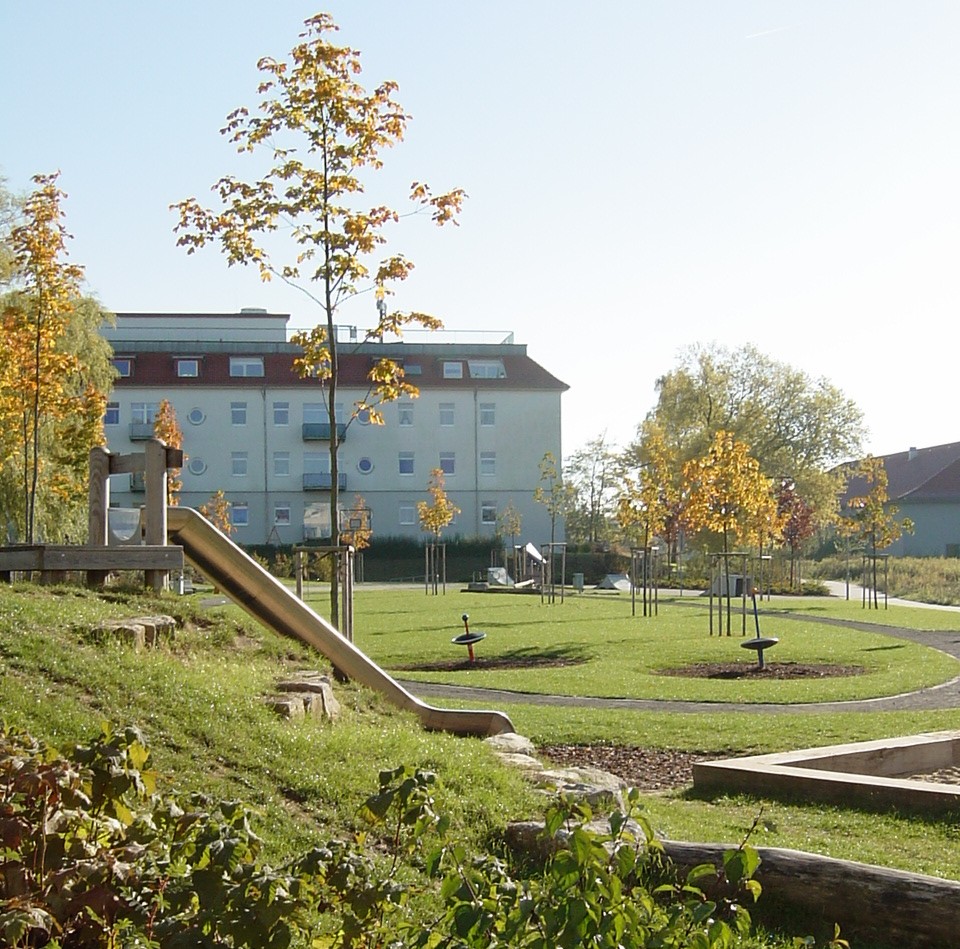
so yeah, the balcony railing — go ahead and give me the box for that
[301,422,347,441]
[302,472,347,491]
[129,422,155,441]
[129,471,146,492]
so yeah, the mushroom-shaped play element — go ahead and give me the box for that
[452,612,486,662]
[741,588,778,669]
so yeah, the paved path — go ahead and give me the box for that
[399,585,960,715]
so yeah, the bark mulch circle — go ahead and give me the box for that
[660,661,864,680]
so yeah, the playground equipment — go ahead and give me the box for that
[452,612,485,662]
[165,507,513,736]
[740,588,779,669]
[0,441,184,589]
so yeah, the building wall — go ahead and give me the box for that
[884,502,960,557]
[103,319,565,548]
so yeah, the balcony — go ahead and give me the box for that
[130,471,145,493]
[129,422,155,441]
[303,472,347,491]
[302,422,347,441]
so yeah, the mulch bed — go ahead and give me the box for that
[661,662,864,679]
[539,744,724,791]
[394,656,586,672]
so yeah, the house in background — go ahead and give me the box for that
[101,311,568,546]
[840,442,960,557]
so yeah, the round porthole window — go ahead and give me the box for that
[188,457,207,476]
[357,457,374,474]
[187,407,205,425]
[357,407,371,425]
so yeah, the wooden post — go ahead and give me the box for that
[143,439,169,592]
[87,447,112,588]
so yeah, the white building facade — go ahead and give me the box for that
[102,312,568,546]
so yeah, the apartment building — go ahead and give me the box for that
[102,311,568,546]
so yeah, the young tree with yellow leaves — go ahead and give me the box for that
[153,399,184,505]
[0,173,112,543]
[199,489,235,536]
[837,456,913,607]
[418,469,460,541]
[682,431,775,633]
[173,13,463,628]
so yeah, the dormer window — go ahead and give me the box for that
[442,361,463,379]
[468,359,505,379]
[112,357,133,377]
[177,358,199,378]
[229,356,264,377]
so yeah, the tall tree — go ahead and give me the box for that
[564,433,617,546]
[173,13,463,629]
[636,343,863,527]
[0,173,111,543]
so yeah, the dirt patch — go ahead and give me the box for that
[660,661,863,680]
[395,655,587,673]
[540,744,723,791]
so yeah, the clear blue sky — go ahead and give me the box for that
[4,1,959,461]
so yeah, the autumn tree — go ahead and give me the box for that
[199,489,235,535]
[837,456,914,607]
[778,478,816,590]
[533,451,576,547]
[637,343,863,528]
[682,431,775,633]
[153,399,184,505]
[417,468,460,541]
[496,500,522,549]
[173,13,463,629]
[340,494,372,551]
[0,173,112,543]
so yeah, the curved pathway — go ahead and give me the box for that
[398,586,960,715]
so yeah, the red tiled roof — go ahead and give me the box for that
[112,350,568,391]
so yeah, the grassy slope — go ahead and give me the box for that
[5,581,960,884]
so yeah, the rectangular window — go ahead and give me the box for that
[231,502,249,527]
[439,452,455,476]
[177,358,199,378]
[303,402,325,424]
[442,360,463,379]
[399,452,415,476]
[273,401,289,425]
[112,357,132,377]
[105,402,120,425]
[481,503,497,525]
[231,401,247,425]
[399,503,415,526]
[439,402,455,427]
[405,363,422,376]
[398,402,414,426]
[274,504,291,526]
[231,452,248,477]
[480,451,496,476]
[131,402,159,424]
[303,450,329,475]
[273,451,290,477]
[468,359,505,379]
[229,356,264,377]
[480,402,496,426]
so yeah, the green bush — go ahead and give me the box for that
[0,724,846,948]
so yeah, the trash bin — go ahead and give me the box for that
[573,572,584,593]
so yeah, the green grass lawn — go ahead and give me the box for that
[320,587,960,704]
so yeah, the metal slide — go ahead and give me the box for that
[166,507,514,737]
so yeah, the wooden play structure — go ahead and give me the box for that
[0,441,184,590]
